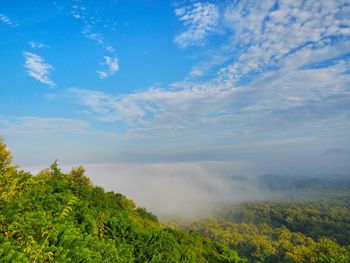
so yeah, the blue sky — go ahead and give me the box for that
[1,0,350,175]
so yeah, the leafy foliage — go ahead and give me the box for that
[221,201,350,246]
[191,219,350,263]
[1,138,349,262]
[187,175,350,262]
[0,140,246,262]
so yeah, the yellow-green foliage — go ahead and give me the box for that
[2,138,349,263]
[0,140,246,262]
[191,219,350,263]
[222,201,350,246]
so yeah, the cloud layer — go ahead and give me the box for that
[64,0,350,142]
[219,0,350,82]
[0,116,88,135]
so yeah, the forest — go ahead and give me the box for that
[187,174,350,262]
[0,140,245,262]
[1,139,350,262]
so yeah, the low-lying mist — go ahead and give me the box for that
[82,161,266,219]
[25,157,349,220]
[81,160,347,219]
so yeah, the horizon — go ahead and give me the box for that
[1,1,350,215]
[2,2,350,260]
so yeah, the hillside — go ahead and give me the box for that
[1,139,350,262]
[0,141,245,262]
[187,176,350,263]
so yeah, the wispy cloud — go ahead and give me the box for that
[97,56,119,79]
[0,116,88,135]
[69,83,235,127]
[48,0,350,151]
[0,14,16,26]
[23,52,56,87]
[67,2,120,79]
[0,116,119,141]
[219,0,350,83]
[68,54,350,138]
[82,26,104,45]
[174,2,219,48]
[29,41,50,49]
[69,2,116,53]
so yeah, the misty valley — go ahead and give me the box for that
[1,141,350,262]
[1,0,350,262]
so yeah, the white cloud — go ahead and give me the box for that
[54,0,350,144]
[174,2,219,48]
[68,2,120,78]
[70,3,116,53]
[106,46,115,52]
[69,52,350,138]
[97,56,119,79]
[69,82,236,129]
[219,0,350,82]
[0,116,89,135]
[82,25,104,45]
[240,60,350,114]
[188,52,230,78]
[29,41,50,49]
[23,52,56,87]
[71,10,82,19]
[0,14,16,26]
[0,116,121,141]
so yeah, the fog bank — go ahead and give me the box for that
[81,161,264,218]
[24,154,350,219]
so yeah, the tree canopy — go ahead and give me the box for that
[1,139,349,262]
[0,140,245,262]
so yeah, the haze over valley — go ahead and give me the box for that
[1,0,350,262]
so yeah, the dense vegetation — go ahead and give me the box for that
[256,174,350,204]
[0,140,245,262]
[192,219,350,263]
[191,215,350,263]
[1,138,350,262]
[221,201,350,246]
[189,176,350,263]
